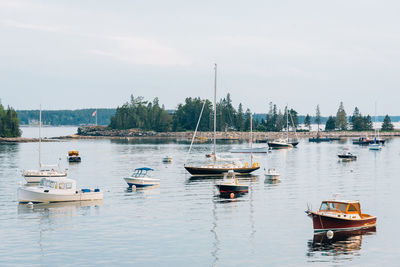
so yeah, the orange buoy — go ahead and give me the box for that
[230,193,235,198]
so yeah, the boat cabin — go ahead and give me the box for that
[68,151,80,156]
[318,200,363,219]
[131,167,154,177]
[39,178,77,190]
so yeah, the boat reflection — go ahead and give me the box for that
[264,179,281,186]
[307,227,376,259]
[17,199,103,217]
[187,174,258,184]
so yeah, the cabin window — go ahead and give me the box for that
[348,204,357,212]
[338,203,347,212]
[66,183,72,189]
[320,202,328,210]
[327,202,338,210]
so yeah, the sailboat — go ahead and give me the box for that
[184,64,260,176]
[267,106,298,149]
[23,106,67,183]
[369,103,382,151]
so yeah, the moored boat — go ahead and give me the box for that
[306,199,376,232]
[18,177,103,203]
[215,170,249,197]
[124,167,160,188]
[68,150,81,162]
[264,168,280,180]
[267,139,293,149]
[338,151,357,160]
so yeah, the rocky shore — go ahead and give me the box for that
[0,137,57,143]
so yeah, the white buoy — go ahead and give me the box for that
[27,202,33,208]
[327,230,334,239]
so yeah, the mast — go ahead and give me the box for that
[286,105,289,142]
[39,105,42,168]
[250,113,253,165]
[213,63,217,164]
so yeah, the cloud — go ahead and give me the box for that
[3,19,67,33]
[89,35,191,66]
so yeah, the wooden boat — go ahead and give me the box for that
[338,151,357,160]
[18,177,103,203]
[68,150,81,162]
[124,167,160,188]
[215,171,249,197]
[184,64,259,176]
[306,199,376,232]
[264,168,280,180]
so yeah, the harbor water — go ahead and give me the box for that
[1,127,399,266]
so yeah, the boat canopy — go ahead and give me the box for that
[135,167,154,171]
[68,151,79,156]
[319,200,361,215]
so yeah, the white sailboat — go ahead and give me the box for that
[184,64,260,176]
[369,103,382,151]
[23,106,67,183]
[268,106,298,149]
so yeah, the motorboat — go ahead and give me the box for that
[215,170,249,197]
[306,199,376,232]
[353,136,385,145]
[267,139,293,149]
[124,167,160,188]
[184,64,260,176]
[68,150,81,162]
[338,151,357,160]
[23,105,67,183]
[264,168,280,180]
[162,156,173,163]
[369,143,382,150]
[18,177,103,203]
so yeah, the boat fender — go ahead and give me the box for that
[245,162,248,167]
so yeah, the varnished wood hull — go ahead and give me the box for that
[308,212,377,232]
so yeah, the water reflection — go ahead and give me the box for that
[18,200,103,217]
[307,227,376,261]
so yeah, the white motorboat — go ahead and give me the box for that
[369,143,382,150]
[264,168,280,180]
[162,156,173,163]
[18,177,103,203]
[124,167,160,188]
[23,106,67,183]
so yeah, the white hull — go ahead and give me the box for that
[124,177,160,187]
[18,187,103,203]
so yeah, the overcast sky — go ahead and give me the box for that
[1,0,400,116]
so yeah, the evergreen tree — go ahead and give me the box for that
[315,105,321,131]
[335,102,347,130]
[381,115,394,131]
[236,103,245,131]
[0,103,21,137]
[325,116,336,131]
[304,114,311,130]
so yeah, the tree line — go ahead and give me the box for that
[0,103,21,137]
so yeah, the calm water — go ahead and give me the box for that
[1,128,400,266]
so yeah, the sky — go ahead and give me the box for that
[1,0,400,116]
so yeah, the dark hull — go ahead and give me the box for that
[184,166,260,176]
[267,143,293,149]
[290,141,299,147]
[215,184,249,194]
[308,212,376,232]
[353,139,385,145]
[338,155,357,160]
[68,156,81,162]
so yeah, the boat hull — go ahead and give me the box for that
[308,212,377,232]
[215,184,249,194]
[68,156,81,162]
[18,187,103,203]
[267,142,293,149]
[184,166,260,176]
[338,155,357,160]
[124,177,160,187]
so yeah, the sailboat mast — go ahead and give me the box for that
[213,63,217,164]
[250,113,253,165]
[286,105,289,142]
[39,105,42,168]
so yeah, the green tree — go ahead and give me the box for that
[0,104,21,137]
[335,102,347,130]
[315,105,321,131]
[304,114,311,130]
[325,116,336,131]
[236,103,245,131]
[381,115,394,131]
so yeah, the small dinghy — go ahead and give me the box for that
[215,170,249,197]
[68,150,81,162]
[162,156,173,163]
[18,177,103,204]
[124,167,160,188]
[306,198,377,232]
[264,168,280,180]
